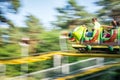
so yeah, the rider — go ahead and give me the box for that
[92,18,101,30]
[86,18,101,37]
[111,19,119,28]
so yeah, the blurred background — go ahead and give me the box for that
[0,0,120,80]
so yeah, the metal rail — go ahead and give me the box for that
[0,51,120,64]
[6,58,120,80]
[56,62,120,80]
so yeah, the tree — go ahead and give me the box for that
[52,0,93,29]
[25,15,44,41]
[36,30,60,53]
[0,0,20,27]
[25,15,44,53]
[95,0,120,18]
[25,15,44,33]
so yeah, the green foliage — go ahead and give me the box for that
[6,64,21,76]
[25,15,43,33]
[25,15,44,41]
[0,44,21,57]
[95,0,120,17]
[28,60,53,73]
[36,30,60,52]
[52,0,93,29]
[5,60,53,77]
[11,0,21,11]
[68,56,88,63]
[10,27,28,41]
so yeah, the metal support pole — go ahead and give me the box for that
[53,55,62,73]
[19,38,30,79]
[0,64,6,79]
[96,58,104,66]
[59,32,70,74]
[61,56,70,74]
[59,32,69,51]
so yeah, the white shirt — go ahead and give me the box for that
[94,21,101,29]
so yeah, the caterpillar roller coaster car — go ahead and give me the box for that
[69,25,120,53]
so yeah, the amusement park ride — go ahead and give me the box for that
[68,25,120,53]
[67,9,120,53]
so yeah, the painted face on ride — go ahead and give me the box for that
[68,32,73,38]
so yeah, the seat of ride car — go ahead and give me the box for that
[101,25,114,41]
[84,28,100,41]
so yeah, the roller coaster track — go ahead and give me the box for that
[7,59,120,80]
[0,51,120,64]
[56,62,120,80]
